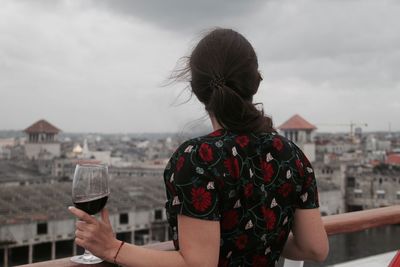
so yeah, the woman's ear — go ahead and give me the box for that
[252,71,262,95]
[258,71,263,82]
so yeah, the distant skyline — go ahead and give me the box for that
[1,0,399,133]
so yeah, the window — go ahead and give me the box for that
[119,213,129,224]
[354,189,363,198]
[347,177,355,187]
[37,222,48,235]
[155,209,163,220]
[376,190,385,199]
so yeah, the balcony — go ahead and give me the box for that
[15,205,400,267]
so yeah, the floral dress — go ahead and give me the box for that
[163,128,319,267]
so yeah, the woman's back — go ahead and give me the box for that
[164,128,319,266]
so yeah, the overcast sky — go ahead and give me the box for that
[1,0,399,133]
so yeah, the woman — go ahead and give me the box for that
[69,28,329,266]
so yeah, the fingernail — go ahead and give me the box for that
[68,206,74,210]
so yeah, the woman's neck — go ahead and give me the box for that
[210,116,223,131]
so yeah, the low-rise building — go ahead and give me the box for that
[345,164,400,211]
[277,114,317,162]
[0,175,168,266]
[24,120,61,160]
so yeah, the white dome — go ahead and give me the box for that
[73,144,83,154]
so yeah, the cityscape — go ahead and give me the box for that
[1,1,400,266]
[0,115,399,266]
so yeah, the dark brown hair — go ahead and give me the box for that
[174,28,276,133]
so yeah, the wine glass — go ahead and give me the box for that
[71,163,110,264]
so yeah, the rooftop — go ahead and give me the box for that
[0,161,45,183]
[387,153,400,165]
[278,114,317,130]
[24,119,60,134]
[0,175,166,225]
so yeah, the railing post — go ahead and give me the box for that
[282,259,304,267]
[28,244,33,263]
[51,241,55,259]
[4,247,8,267]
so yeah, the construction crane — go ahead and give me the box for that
[315,121,368,139]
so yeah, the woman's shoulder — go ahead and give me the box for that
[172,128,228,153]
[170,128,304,165]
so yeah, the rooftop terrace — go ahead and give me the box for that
[15,205,400,267]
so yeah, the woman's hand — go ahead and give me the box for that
[68,206,121,262]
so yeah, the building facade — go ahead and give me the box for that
[24,120,61,160]
[277,114,317,162]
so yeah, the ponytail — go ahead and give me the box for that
[206,80,274,133]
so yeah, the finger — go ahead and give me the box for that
[75,237,85,248]
[101,208,111,226]
[75,220,89,231]
[68,206,96,224]
[75,229,85,239]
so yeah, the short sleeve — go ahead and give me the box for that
[164,141,221,221]
[292,144,319,209]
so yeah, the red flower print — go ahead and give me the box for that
[278,183,293,197]
[261,207,276,230]
[221,210,238,230]
[235,135,249,148]
[209,129,223,137]
[244,183,254,198]
[304,176,313,188]
[273,137,283,151]
[191,187,212,212]
[235,234,248,250]
[176,156,185,172]
[295,159,304,177]
[224,157,240,178]
[252,255,268,267]
[260,160,274,183]
[199,143,213,162]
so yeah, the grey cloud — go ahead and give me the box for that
[90,0,267,31]
[243,0,400,90]
[1,0,399,133]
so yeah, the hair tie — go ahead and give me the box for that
[209,76,225,90]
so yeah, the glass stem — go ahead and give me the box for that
[82,249,94,259]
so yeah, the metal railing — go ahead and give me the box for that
[17,205,400,267]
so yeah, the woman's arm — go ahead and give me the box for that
[69,207,220,267]
[281,208,329,262]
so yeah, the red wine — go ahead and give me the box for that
[74,196,108,215]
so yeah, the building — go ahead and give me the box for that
[278,114,317,162]
[318,180,344,216]
[345,164,400,211]
[24,120,61,160]
[0,175,168,266]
